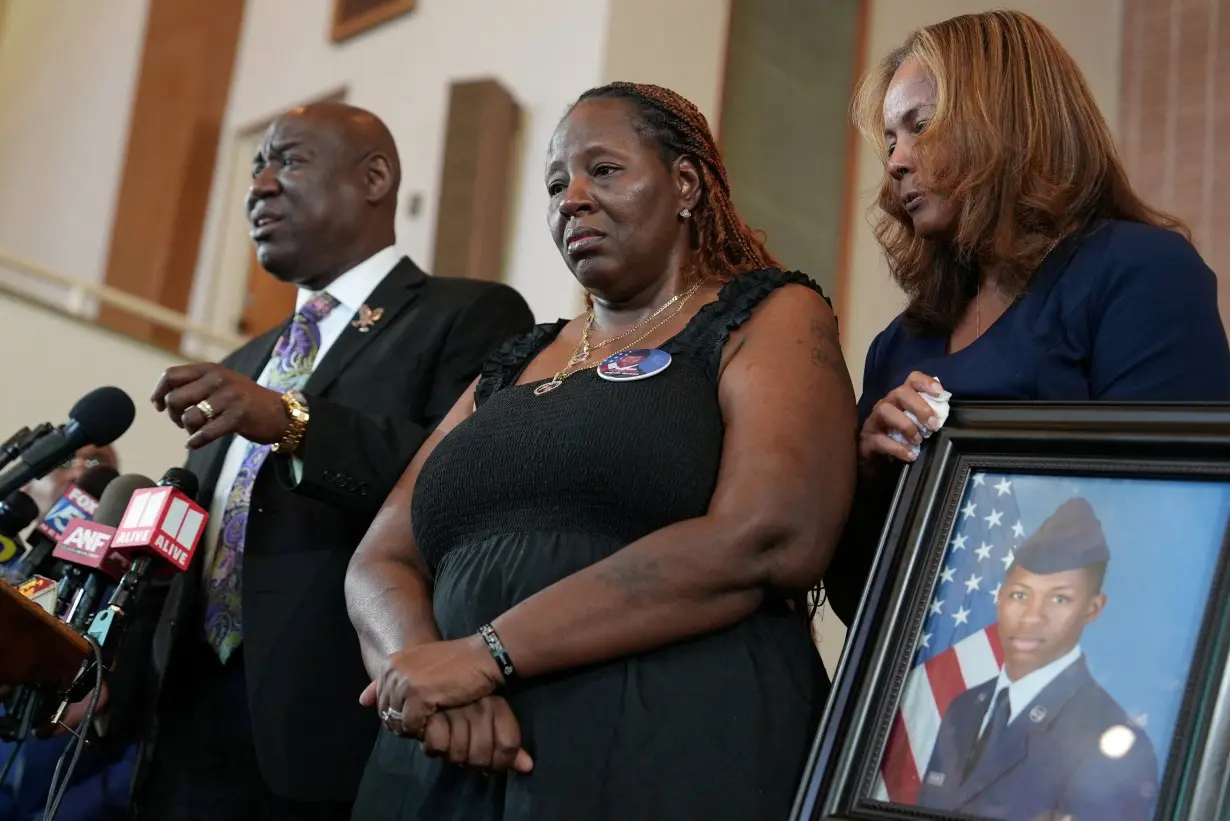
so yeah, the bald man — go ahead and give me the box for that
[127,103,534,820]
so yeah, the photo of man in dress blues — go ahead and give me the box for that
[916,497,1156,820]
[874,472,1230,821]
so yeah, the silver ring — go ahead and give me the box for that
[380,707,404,723]
[195,400,216,421]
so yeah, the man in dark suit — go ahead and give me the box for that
[125,102,533,820]
[916,498,1158,821]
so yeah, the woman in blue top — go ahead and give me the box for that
[825,10,1230,624]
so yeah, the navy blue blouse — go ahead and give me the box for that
[857,220,1230,422]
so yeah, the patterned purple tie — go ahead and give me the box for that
[204,293,339,662]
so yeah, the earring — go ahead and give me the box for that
[679,208,691,219]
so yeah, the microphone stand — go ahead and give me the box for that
[52,555,153,717]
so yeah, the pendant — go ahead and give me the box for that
[597,349,672,382]
[533,380,561,396]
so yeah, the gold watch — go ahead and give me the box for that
[271,391,309,455]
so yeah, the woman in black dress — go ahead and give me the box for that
[344,82,858,820]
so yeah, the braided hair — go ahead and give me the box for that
[571,82,777,281]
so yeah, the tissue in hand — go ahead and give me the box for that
[888,389,952,457]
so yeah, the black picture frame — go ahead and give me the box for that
[792,402,1230,821]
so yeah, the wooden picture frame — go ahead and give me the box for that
[331,0,415,44]
[792,402,1230,821]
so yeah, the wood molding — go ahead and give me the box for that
[833,0,870,328]
[431,79,521,282]
[331,0,416,44]
[99,0,246,350]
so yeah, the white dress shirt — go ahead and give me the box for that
[199,246,401,588]
[978,644,1083,736]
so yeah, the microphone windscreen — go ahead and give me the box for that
[68,387,136,446]
[73,464,120,501]
[0,490,38,533]
[158,467,200,501]
[93,473,155,528]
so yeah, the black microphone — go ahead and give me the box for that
[54,474,154,625]
[13,464,119,584]
[0,387,135,500]
[0,491,39,575]
[0,423,57,473]
[158,467,199,498]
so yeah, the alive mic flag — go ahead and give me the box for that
[111,488,206,571]
[111,469,206,572]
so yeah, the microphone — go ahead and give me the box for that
[14,464,119,584]
[0,387,135,500]
[0,490,39,569]
[0,423,54,472]
[52,468,207,715]
[109,467,205,573]
[52,474,154,626]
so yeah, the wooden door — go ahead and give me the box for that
[238,246,297,337]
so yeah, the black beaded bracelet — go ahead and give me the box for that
[478,623,517,683]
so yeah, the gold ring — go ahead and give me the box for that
[195,400,216,421]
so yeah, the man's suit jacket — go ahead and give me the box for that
[121,258,534,808]
[916,656,1159,821]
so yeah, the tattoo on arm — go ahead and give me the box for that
[594,556,662,604]
[810,318,845,372]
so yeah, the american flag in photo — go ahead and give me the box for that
[874,472,1027,804]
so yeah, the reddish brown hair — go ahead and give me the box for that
[852,10,1185,333]
[573,82,777,280]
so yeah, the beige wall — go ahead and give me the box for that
[600,0,731,127]
[0,0,149,303]
[0,294,187,481]
[839,0,1124,390]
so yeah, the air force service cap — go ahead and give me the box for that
[1015,497,1110,574]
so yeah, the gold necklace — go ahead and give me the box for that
[587,288,691,354]
[533,279,706,396]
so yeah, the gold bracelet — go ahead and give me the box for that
[271,391,309,454]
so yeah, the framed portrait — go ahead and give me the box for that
[331,0,415,44]
[793,403,1230,821]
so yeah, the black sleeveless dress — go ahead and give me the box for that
[352,269,832,821]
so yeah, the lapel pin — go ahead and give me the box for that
[351,304,384,333]
[1029,706,1047,723]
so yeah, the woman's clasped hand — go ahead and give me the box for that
[361,638,534,774]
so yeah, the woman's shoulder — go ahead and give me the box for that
[475,318,569,402]
[1075,220,1208,278]
[1061,220,1215,306]
[671,267,833,380]
[715,267,832,311]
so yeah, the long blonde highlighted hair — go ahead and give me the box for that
[852,9,1184,333]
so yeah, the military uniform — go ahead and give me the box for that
[916,498,1159,820]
